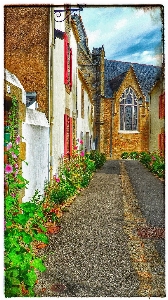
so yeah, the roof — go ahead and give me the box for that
[105,60,162,98]
[71,14,91,56]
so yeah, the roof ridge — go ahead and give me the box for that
[106,59,161,68]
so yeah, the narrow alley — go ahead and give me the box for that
[34,159,165,297]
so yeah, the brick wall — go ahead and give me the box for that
[4,6,50,117]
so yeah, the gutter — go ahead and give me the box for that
[49,7,54,180]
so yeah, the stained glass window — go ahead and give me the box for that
[120,87,138,131]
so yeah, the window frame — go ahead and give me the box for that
[119,87,139,132]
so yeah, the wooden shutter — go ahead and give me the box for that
[64,114,68,155]
[70,48,72,89]
[64,34,68,85]
[159,133,165,152]
[159,93,165,119]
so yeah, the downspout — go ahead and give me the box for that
[110,99,112,157]
[110,97,114,158]
[49,7,54,180]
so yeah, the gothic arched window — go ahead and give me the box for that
[120,87,138,131]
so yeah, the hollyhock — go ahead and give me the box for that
[6,142,12,151]
[5,164,13,174]
[80,140,83,145]
[12,152,17,159]
[15,135,21,145]
[80,150,84,157]
[74,145,78,150]
[53,174,60,183]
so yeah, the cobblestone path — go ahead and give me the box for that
[34,160,165,297]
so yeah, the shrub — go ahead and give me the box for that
[88,150,106,169]
[44,148,106,205]
[121,152,129,159]
[121,150,165,179]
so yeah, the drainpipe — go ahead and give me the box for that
[110,98,112,157]
[110,97,114,158]
[49,7,54,180]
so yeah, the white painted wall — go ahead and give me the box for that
[76,79,94,152]
[22,108,49,202]
[51,14,65,175]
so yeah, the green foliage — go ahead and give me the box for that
[4,96,48,297]
[121,152,129,159]
[44,146,106,205]
[121,150,165,179]
[87,150,106,169]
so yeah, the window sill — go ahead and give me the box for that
[118,130,140,134]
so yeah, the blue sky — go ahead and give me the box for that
[80,5,163,66]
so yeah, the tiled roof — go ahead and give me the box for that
[71,14,91,56]
[105,60,162,98]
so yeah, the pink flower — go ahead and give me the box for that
[80,140,83,145]
[5,164,13,174]
[14,163,19,169]
[80,150,84,157]
[53,174,60,183]
[6,142,12,150]
[152,156,156,161]
[12,152,17,159]
[74,145,78,150]
[15,135,21,145]
[14,170,19,177]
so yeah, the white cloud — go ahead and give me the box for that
[80,6,163,66]
[114,19,127,30]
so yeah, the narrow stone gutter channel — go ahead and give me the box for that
[34,160,165,297]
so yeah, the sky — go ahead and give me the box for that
[79,5,164,66]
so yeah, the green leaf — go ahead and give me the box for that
[6,221,13,227]
[9,277,20,286]
[5,195,15,211]
[11,269,19,278]
[25,270,37,287]
[34,233,48,244]
[31,258,46,272]
[38,224,47,233]
[5,286,21,297]
[14,214,29,226]
[8,252,22,266]
[22,232,32,244]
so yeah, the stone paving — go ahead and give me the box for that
[34,159,165,297]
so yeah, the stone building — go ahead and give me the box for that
[4,6,95,201]
[92,53,162,158]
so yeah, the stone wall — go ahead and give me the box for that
[100,67,149,158]
[4,6,50,117]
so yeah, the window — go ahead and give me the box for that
[120,87,138,131]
